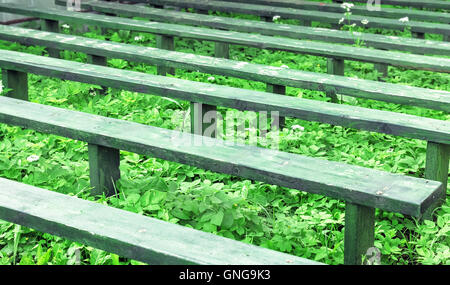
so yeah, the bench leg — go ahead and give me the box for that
[190,102,217,138]
[87,54,108,94]
[41,19,61,58]
[2,70,28,101]
[266,84,286,131]
[300,20,312,27]
[326,58,344,103]
[261,16,272,22]
[156,35,175,76]
[412,31,425,40]
[374,63,388,81]
[444,35,450,42]
[215,42,230,59]
[88,144,121,197]
[344,203,375,265]
[423,142,450,219]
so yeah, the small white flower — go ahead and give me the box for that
[292,125,304,131]
[280,64,289,68]
[207,76,215,82]
[61,24,70,29]
[272,15,281,21]
[341,3,354,11]
[399,17,409,23]
[134,35,144,42]
[350,23,357,28]
[339,17,345,24]
[27,155,40,162]
[361,19,369,25]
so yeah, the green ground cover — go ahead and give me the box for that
[0,11,448,265]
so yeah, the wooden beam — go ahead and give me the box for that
[1,69,28,101]
[156,34,175,75]
[326,58,344,103]
[190,102,217,138]
[344,203,375,265]
[88,144,121,197]
[40,19,60,58]
[266,84,285,130]
[423,141,450,218]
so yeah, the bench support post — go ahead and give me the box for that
[190,102,217,138]
[215,42,230,59]
[41,19,60,58]
[266,84,286,130]
[374,63,388,81]
[156,35,175,75]
[2,70,28,101]
[423,142,450,218]
[344,203,375,265]
[412,31,425,39]
[88,144,121,197]
[87,54,108,94]
[326,58,344,103]
[445,35,450,42]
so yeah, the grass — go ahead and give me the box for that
[0,13,449,265]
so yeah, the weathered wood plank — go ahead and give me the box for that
[344,203,375,265]
[144,0,450,36]
[0,96,443,217]
[1,49,450,145]
[0,178,319,265]
[3,4,450,73]
[1,26,449,112]
[7,2,450,56]
[1,69,28,101]
[88,144,121,197]
[214,0,450,23]
[338,0,450,10]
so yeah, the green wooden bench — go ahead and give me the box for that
[5,2,449,82]
[336,0,450,10]
[1,25,449,113]
[1,49,449,213]
[0,177,320,265]
[213,0,450,23]
[0,96,443,264]
[57,0,450,56]
[139,0,450,39]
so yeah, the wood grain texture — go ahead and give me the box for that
[0,96,443,217]
[0,178,319,265]
[156,34,175,75]
[213,0,450,23]
[40,19,60,58]
[1,69,28,101]
[425,142,450,208]
[3,4,450,72]
[88,144,121,196]
[344,203,375,265]
[1,49,449,145]
[1,26,449,112]
[144,0,450,36]
[85,1,450,56]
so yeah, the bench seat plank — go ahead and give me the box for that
[212,0,450,23]
[0,97,443,217]
[2,25,449,112]
[144,0,450,36]
[341,0,450,10]
[87,0,450,55]
[1,49,450,145]
[0,178,319,265]
[1,3,449,73]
